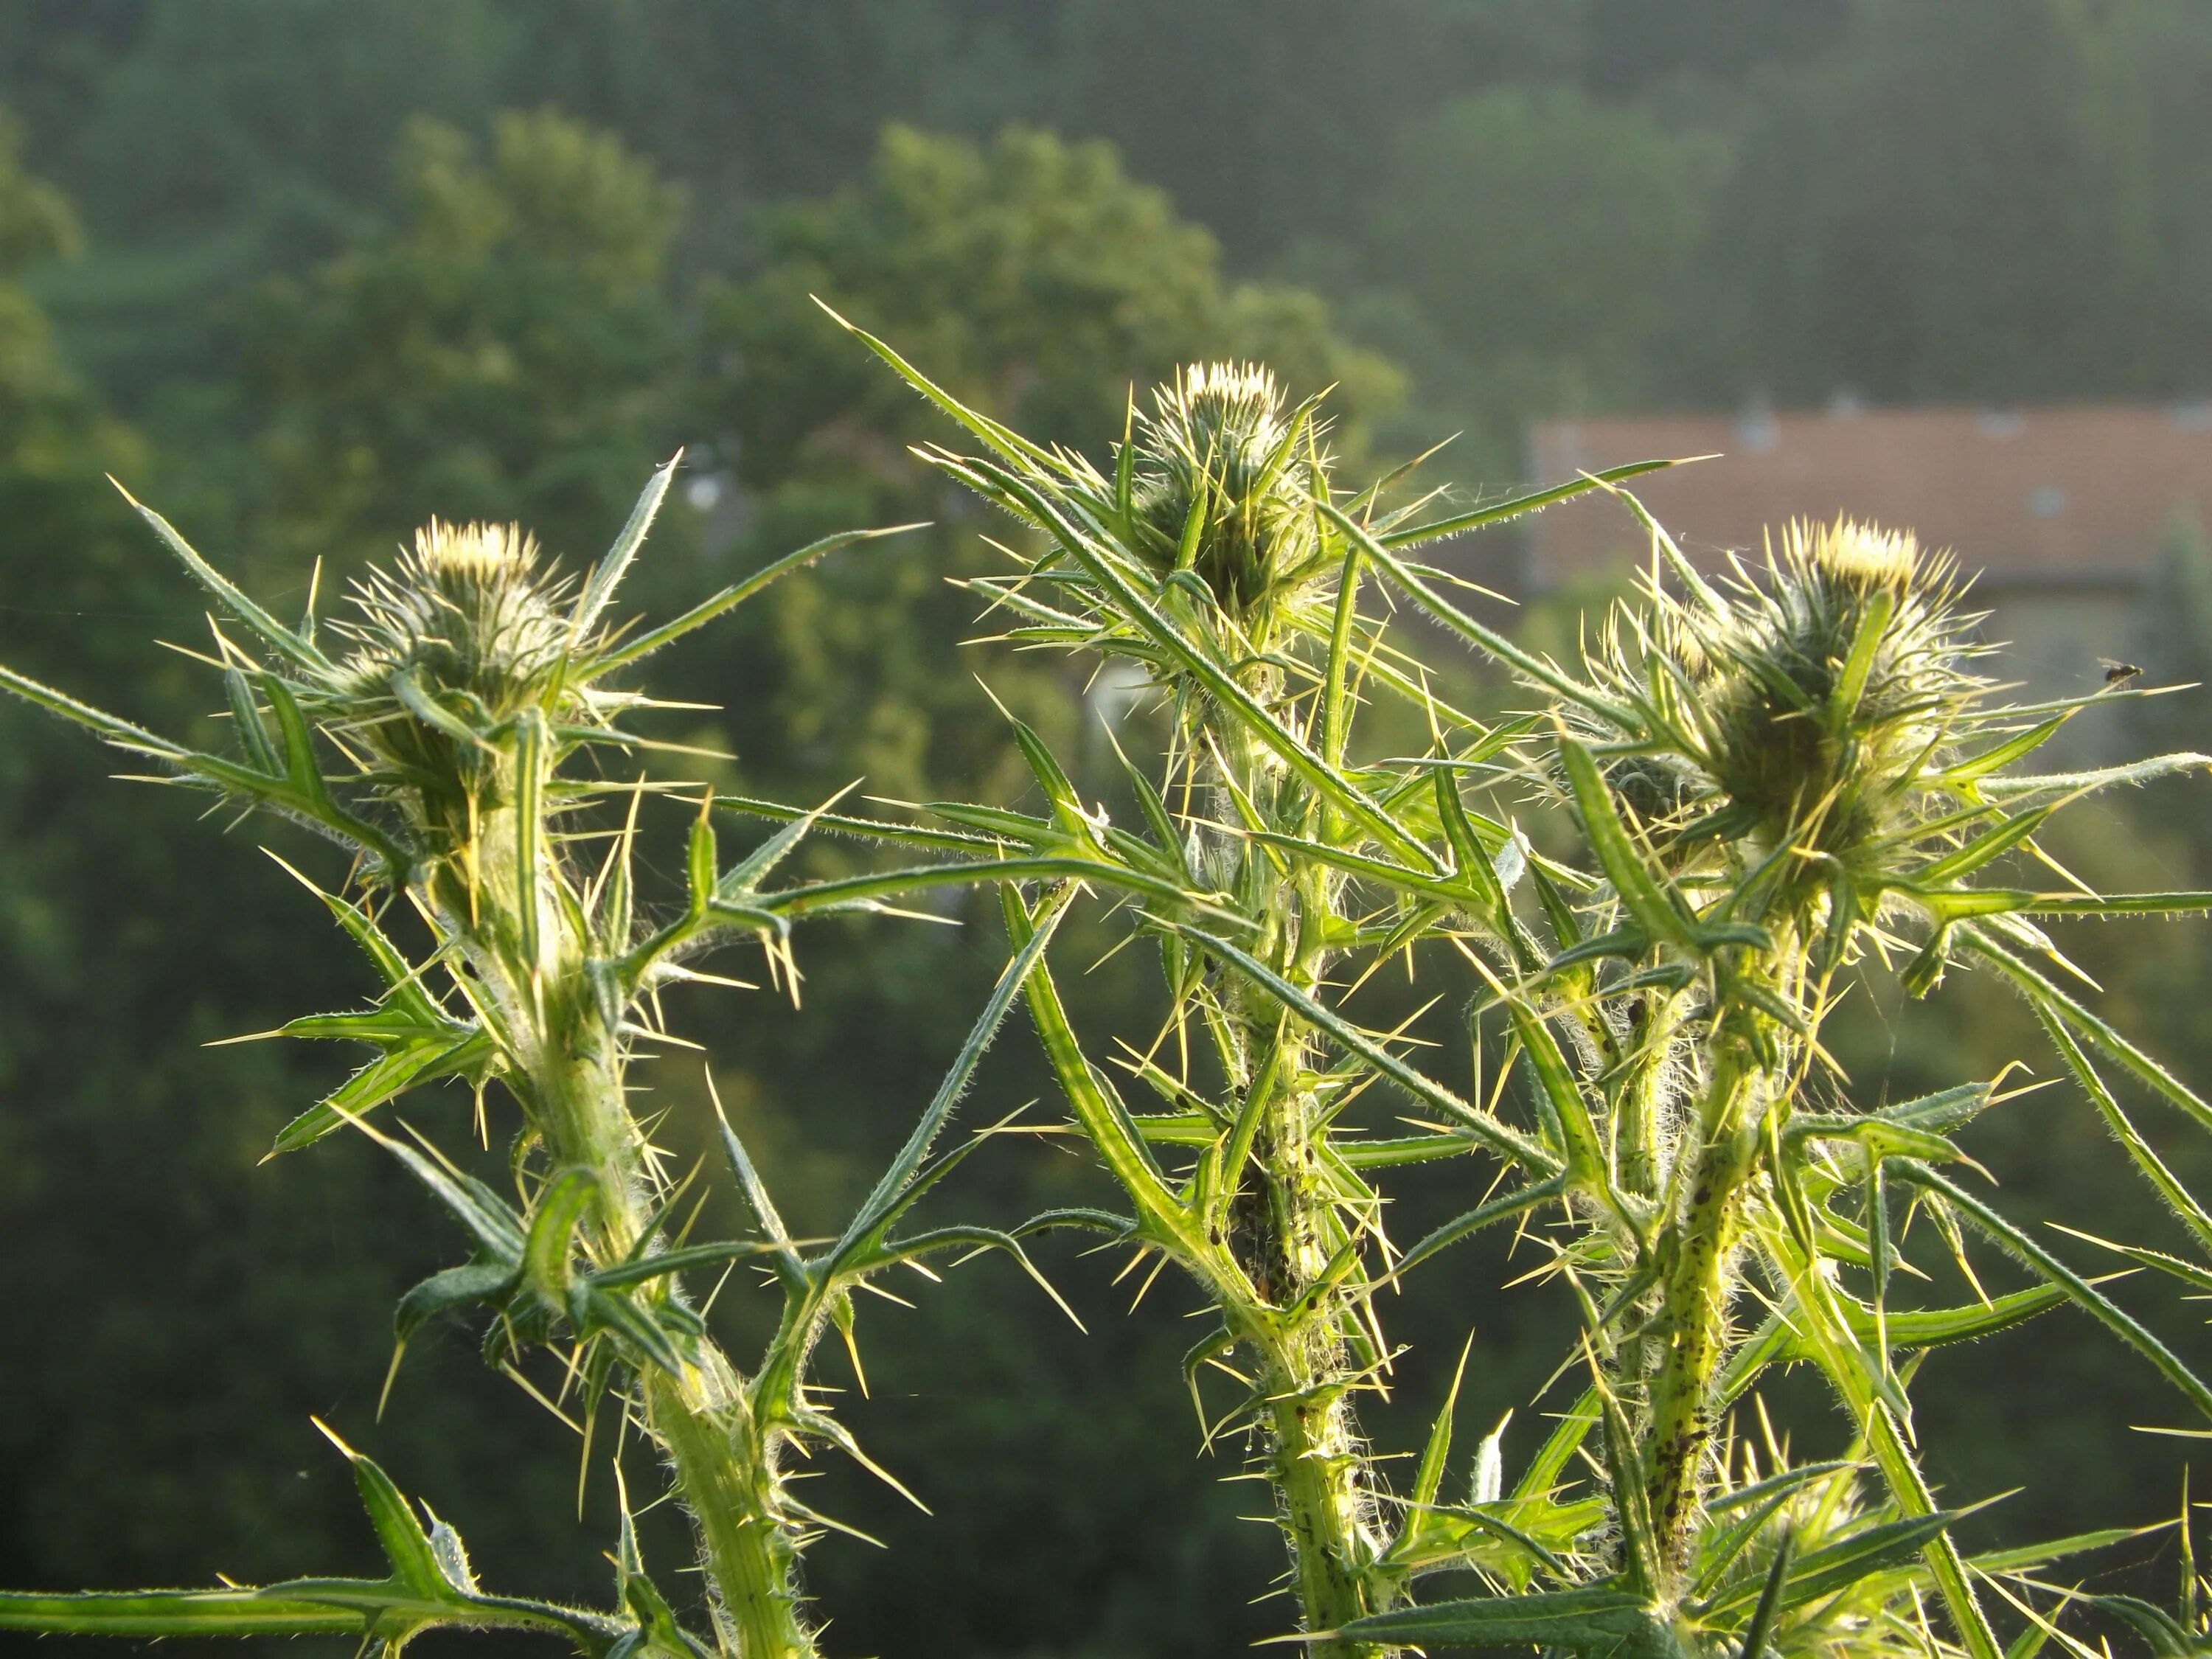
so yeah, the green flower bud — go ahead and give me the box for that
[1127,362,1326,621]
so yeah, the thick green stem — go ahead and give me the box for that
[1263,1355,1380,1658]
[1208,689,1390,1653]
[647,1366,810,1659]
[1644,1051,1760,1588]
[456,768,815,1658]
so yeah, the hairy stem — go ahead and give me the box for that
[450,762,814,1659]
[1208,689,1388,1652]
[1644,1051,1760,1584]
[647,1366,810,1659]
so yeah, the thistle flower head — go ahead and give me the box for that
[1573,517,1986,904]
[1704,518,1976,858]
[328,520,577,715]
[304,519,603,835]
[1127,362,1326,619]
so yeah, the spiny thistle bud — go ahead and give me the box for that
[1128,363,1327,621]
[327,520,576,717]
[1576,517,1985,902]
[312,520,593,841]
[1698,518,1978,862]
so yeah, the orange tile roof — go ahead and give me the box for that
[1523,403,2212,591]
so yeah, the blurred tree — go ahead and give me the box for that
[38,0,510,248]
[247,107,685,571]
[1037,0,1592,265]
[1689,0,2212,403]
[1360,83,1725,467]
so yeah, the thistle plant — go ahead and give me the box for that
[8,349,2212,1659]
[815,315,1680,1653]
[1321,512,2212,1658]
[0,463,1077,1659]
[826,314,2212,1659]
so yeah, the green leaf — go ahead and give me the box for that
[271,858,443,1015]
[1829,586,1895,726]
[1377,462,1677,551]
[1394,1178,1567,1280]
[1512,1388,1599,1503]
[825,890,1073,1270]
[1005,888,1185,1231]
[371,1129,527,1261]
[686,796,717,919]
[1703,1512,1955,1618]
[1695,1467,1849,1599]
[271,1030,496,1154]
[315,1422,451,1600]
[114,480,330,672]
[0,660,189,762]
[1977,751,2211,803]
[715,793,994,856]
[1941,714,2073,784]
[571,453,679,641]
[2033,1004,2212,1255]
[734,793,870,908]
[515,710,546,974]
[1967,934,2212,1137]
[1005,710,1086,829]
[1413,1340,1472,1510]
[2015,890,2212,917]
[712,1088,801,1275]
[396,1261,518,1341]
[827,301,1068,474]
[524,1169,600,1309]
[2088,1596,2201,1658]
[1732,1530,1795,1659]
[1784,1113,1963,1166]
[1892,1161,2212,1422]
[2049,1228,2212,1294]
[591,524,927,675]
[1558,737,1697,952]
[392,664,492,752]
[1860,1284,2069,1351]
[223,667,281,774]
[1913,807,2053,886]
[1505,1001,1610,1189]
[1874,1082,1995,1135]
[573,1284,686,1374]
[585,1241,785,1293]
[1335,1585,1659,1649]
[1968,1526,2157,1576]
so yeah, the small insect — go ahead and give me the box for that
[2098,657,2143,689]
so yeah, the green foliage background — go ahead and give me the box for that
[1,4,2211,1655]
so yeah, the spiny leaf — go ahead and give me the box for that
[1892,1161,2212,1422]
[825,889,1071,1267]
[313,1421,450,1601]
[591,524,928,675]
[395,1261,518,1343]
[524,1169,600,1310]
[1731,1529,1794,1659]
[112,479,330,672]
[1335,1585,1658,1649]
[571,452,680,641]
[271,1031,496,1154]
